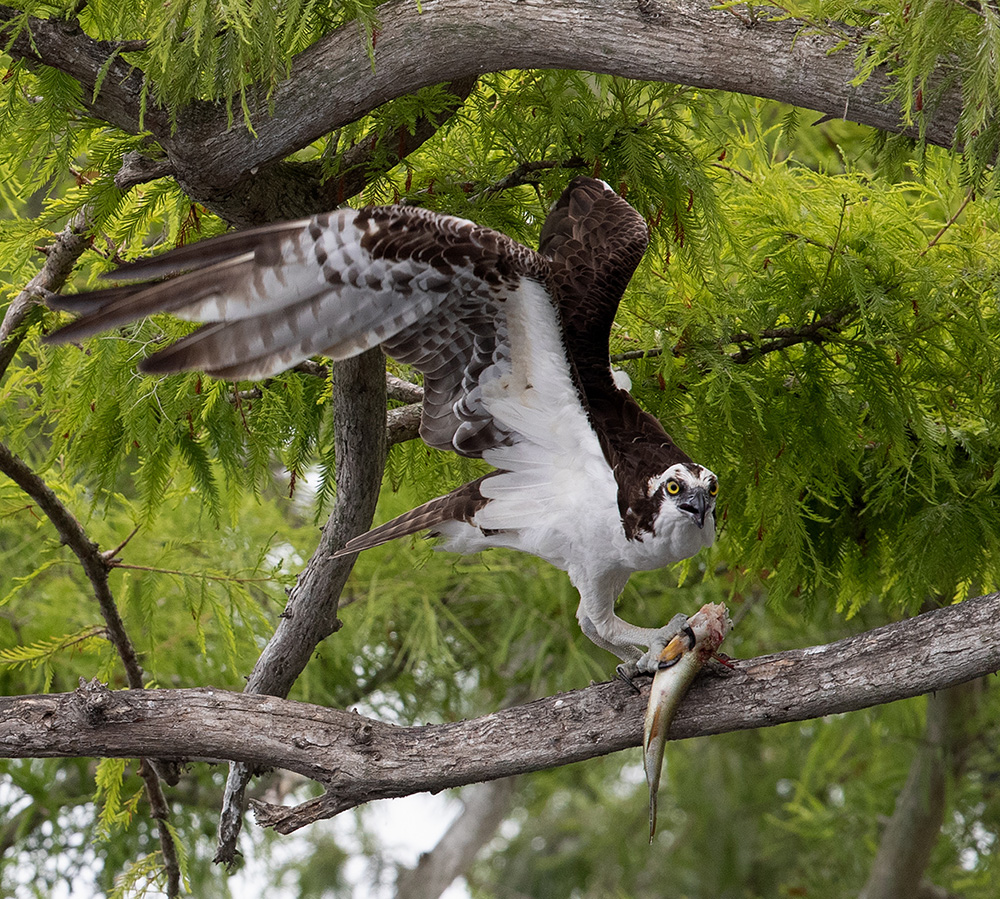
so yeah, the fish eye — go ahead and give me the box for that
[666,479,681,495]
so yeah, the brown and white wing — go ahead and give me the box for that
[46,205,550,458]
[539,177,694,521]
[539,176,650,394]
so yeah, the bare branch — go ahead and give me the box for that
[920,188,975,257]
[0,207,93,378]
[0,593,996,838]
[0,444,144,686]
[387,402,422,446]
[727,310,851,364]
[0,445,182,895]
[215,349,388,864]
[386,374,424,404]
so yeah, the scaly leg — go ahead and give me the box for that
[577,596,690,677]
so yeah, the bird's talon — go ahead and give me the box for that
[616,663,643,692]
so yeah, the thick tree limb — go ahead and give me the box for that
[1,1,964,222]
[0,8,167,135]
[215,349,388,863]
[156,0,964,208]
[1,593,997,836]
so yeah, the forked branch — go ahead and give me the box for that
[0,593,996,835]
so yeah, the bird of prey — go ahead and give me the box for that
[46,177,718,675]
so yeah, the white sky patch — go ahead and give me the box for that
[230,792,473,899]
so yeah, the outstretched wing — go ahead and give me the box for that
[540,176,650,386]
[46,179,691,553]
[540,178,694,523]
[46,204,550,458]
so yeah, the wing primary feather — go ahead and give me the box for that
[101,220,309,281]
[44,253,260,344]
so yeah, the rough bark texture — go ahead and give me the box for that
[1,593,997,834]
[1,1,962,224]
[244,352,387,697]
[215,349,387,862]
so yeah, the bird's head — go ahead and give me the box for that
[646,463,718,535]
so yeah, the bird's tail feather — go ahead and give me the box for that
[334,476,493,556]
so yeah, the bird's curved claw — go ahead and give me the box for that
[616,662,643,692]
[635,612,692,675]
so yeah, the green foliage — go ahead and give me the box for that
[2,0,1000,896]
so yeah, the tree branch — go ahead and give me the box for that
[169,76,478,227]
[0,443,182,896]
[386,374,424,404]
[0,593,996,837]
[0,207,93,379]
[1,1,964,221]
[159,0,962,207]
[727,309,851,364]
[609,310,852,367]
[322,75,478,199]
[0,444,144,686]
[387,402,422,446]
[0,7,167,136]
[215,349,388,864]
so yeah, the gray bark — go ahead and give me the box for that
[0,1,963,224]
[215,349,388,863]
[1,593,997,835]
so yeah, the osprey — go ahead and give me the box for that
[46,177,718,675]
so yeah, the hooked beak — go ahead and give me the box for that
[679,488,710,529]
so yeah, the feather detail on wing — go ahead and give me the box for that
[45,205,550,458]
[45,178,690,555]
[541,177,694,509]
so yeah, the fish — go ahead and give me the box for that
[642,602,732,842]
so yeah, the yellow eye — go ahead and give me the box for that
[666,479,681,495]
[709,481,719,497]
